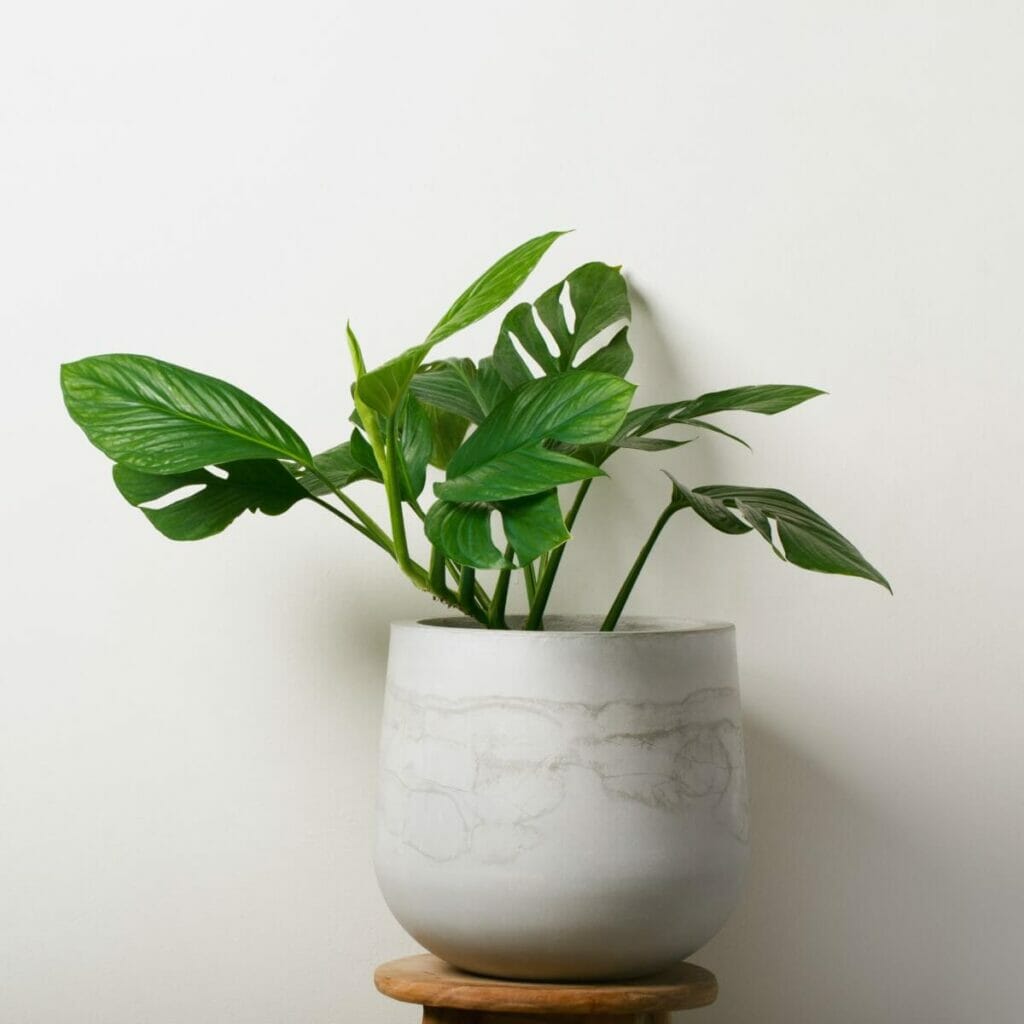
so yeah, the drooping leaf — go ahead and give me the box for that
[674,384,825,418]
[671,418,751,450]
[614,435,695,452]
[436,371,635,503]
[289,441,374,496]
[500,490,570,564]
[61,354,312,475]
[355,230,565,417]
[112,459,307,540]
[666,477,891,590]
[424,500,510,570]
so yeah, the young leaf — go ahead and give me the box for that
[667,477,891,590]
[112,459,307,540]
[355,230,565,417]
[426,230,568,345]
[62,354,312,474]
[289,441,374,496]
[424,500,511,570]
[436,371,635,503]
[500,490,570,564]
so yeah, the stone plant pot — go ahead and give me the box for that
[373,616,749,981]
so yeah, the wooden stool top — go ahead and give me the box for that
[374,954,718,1015]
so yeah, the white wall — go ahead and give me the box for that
[3,3,1022,1022]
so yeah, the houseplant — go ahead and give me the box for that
[61,231,889,979]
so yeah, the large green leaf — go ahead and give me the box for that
[500,490,570,564]
[436,371,635,503]
[495,262,632,379]
[112,459,307,540]
[355,230,565,417]
[424,500,510,570]
[62,354,312,474]
[666,477,891,590]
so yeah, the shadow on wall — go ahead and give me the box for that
[697,708,987,1024]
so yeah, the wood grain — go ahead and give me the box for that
[373,955,718,1015]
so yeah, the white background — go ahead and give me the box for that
[2,3,1022,1022]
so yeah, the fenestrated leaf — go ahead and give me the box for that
[535,263,630,368]
[666,477,891,590]
[424,500,511,570]
[578,326,633,378]
[500,490,570,564]
[495,263,633,378]
[492,332,534,389]
[436,371,635,503]
[112,459,307,541]
[289,440,374,496]
[355,230,565,417]
[62,354,312,474]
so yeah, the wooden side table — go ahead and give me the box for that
[374,954,718,1024]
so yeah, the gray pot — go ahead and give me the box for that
[373,616,748,981]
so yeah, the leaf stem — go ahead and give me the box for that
[523,560,537,604]
[600,503,675,631]
[489,549,513,629]
[523,478,592,630]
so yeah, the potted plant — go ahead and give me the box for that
[61,231,889,981]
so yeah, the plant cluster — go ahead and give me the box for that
[61,231,889,629]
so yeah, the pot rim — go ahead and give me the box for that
[393,614,734,637]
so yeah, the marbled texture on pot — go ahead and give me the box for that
[374,616,748,981]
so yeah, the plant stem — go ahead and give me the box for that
[523,479,593,630]
[489,549,514,629]
[601,504,675,631]
[522,560,537,604]
[458,567,478,615]
[307,469,393,554]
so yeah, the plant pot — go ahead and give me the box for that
[373,615,749,981]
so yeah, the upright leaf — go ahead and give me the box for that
[436,371,635,503]
[666,477,891,590]
[396,393,433,500]
[62,354,311,474]
[112,459,307,540]
[355,230,565,417]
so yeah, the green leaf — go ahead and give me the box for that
[535,262,631,369]
[422,404,469,470]
[578,326,634,378]
[396,393,433,500]
[671,418,751,450]
[355,230,565,417]
[427,230,568,346]
[667,477,891,590]
[500,490,570,564]
[62,354,311,474]
[424,500,511,570]
[349,427,382,479]
[410,357,510,425]
[436,371,635,503]
[496,263,633,378]
[289,441,374,496]
[112,459,307,541]
[674,384,825,418]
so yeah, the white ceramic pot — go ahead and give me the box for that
[374,616,748,981]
